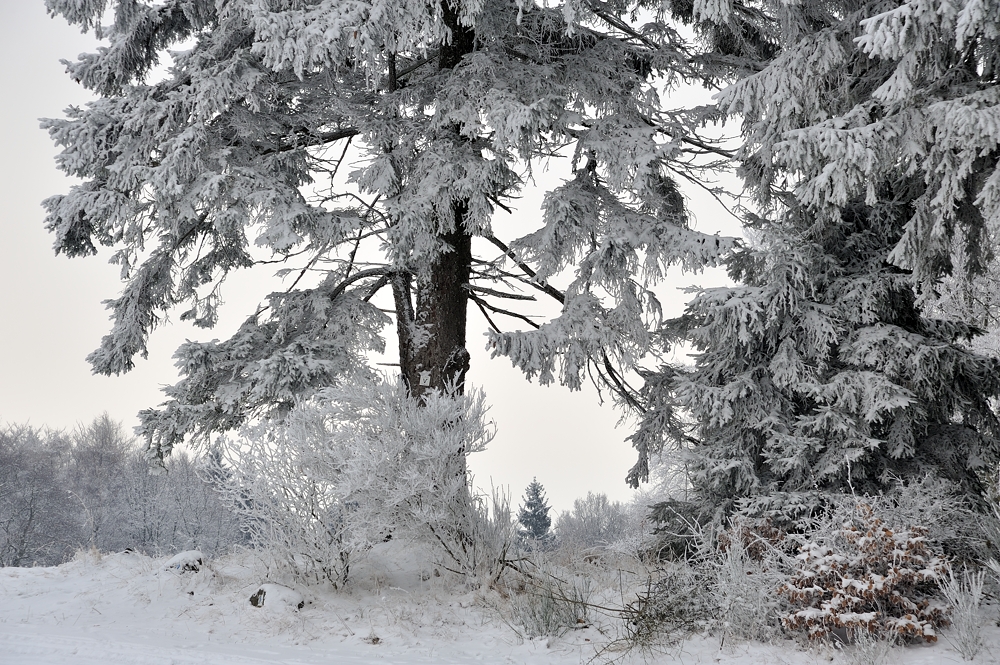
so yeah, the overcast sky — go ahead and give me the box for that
[0,3,740,513]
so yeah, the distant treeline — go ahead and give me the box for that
[0,414,242,567]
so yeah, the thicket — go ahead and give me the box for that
[554,492,637,552]
[219,377,516,588]
[0,415,241,566]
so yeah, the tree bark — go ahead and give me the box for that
[393,2,475,401]
[396,220,473,401]
[387,2,481,575]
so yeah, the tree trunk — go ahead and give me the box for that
[388,3,481,575]
[392,2,475,401]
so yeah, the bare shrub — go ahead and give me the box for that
[507,565,592,638]
[712,522,790,642]
[621,518,789,649]
[846,627,897,665]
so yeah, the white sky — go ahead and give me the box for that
[0,2,740,513]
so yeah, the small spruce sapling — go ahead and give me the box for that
[517,478,553,549]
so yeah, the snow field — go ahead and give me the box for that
[0,545,998,664]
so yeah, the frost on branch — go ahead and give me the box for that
[221,376,507,586]
[43,0,738,478]
[489,166,735,395]
[138,282,389,465]
[632,196,1000,513]
[719,0,1000,284]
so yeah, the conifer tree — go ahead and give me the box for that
[42,0,735,469]
[517,477,552,542]
[631,0,1000,518]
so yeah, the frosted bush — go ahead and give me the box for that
[220,425,359,587]
[711,521,790,642]
[941,568,986,661]
[622,519,788,648]
[222,376,505,587]
[555,492,631,550]
[874,475,983,561]
[621,563,714,647]
[508,565,592,638]
[846,628,896,665]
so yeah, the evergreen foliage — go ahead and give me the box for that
[631,0,1000,519]
[43,0,734,469]
[516,478,552,542]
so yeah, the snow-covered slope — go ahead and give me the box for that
[0,549,996,664]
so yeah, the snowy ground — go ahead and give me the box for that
[1,547,998,665]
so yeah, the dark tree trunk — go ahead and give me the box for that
[398,219,473,401]
[393,2,475,402]
[386,3,481,574]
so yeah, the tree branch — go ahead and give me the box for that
[472,298,502,334]
[464,284,536,301]
[362,274,391,302]
[326,267,390,303]
[468,293,541,329]
[484,235,566,305]
[259,127,360,156]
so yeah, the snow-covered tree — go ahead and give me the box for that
[0,425,79,566]
[632,0,1000,518]
[43,0,735,472]
[516,477,552,543]
[555,491,631,548]
[68,413,134,550]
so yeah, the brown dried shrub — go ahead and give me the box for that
[780,504,949,642]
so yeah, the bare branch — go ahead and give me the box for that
[464,284,536,301]
[468,293,541,329]
[484,235,566,305]
[585,2,659,50]
[472,298,502,334]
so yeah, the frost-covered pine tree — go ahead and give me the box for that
[630,0,1000,518]
[516,477,552,542]
[43,0,734,470]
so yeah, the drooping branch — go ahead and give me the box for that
[585,1,660,50]
[472,298,502,334]
[599,352,644,412]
